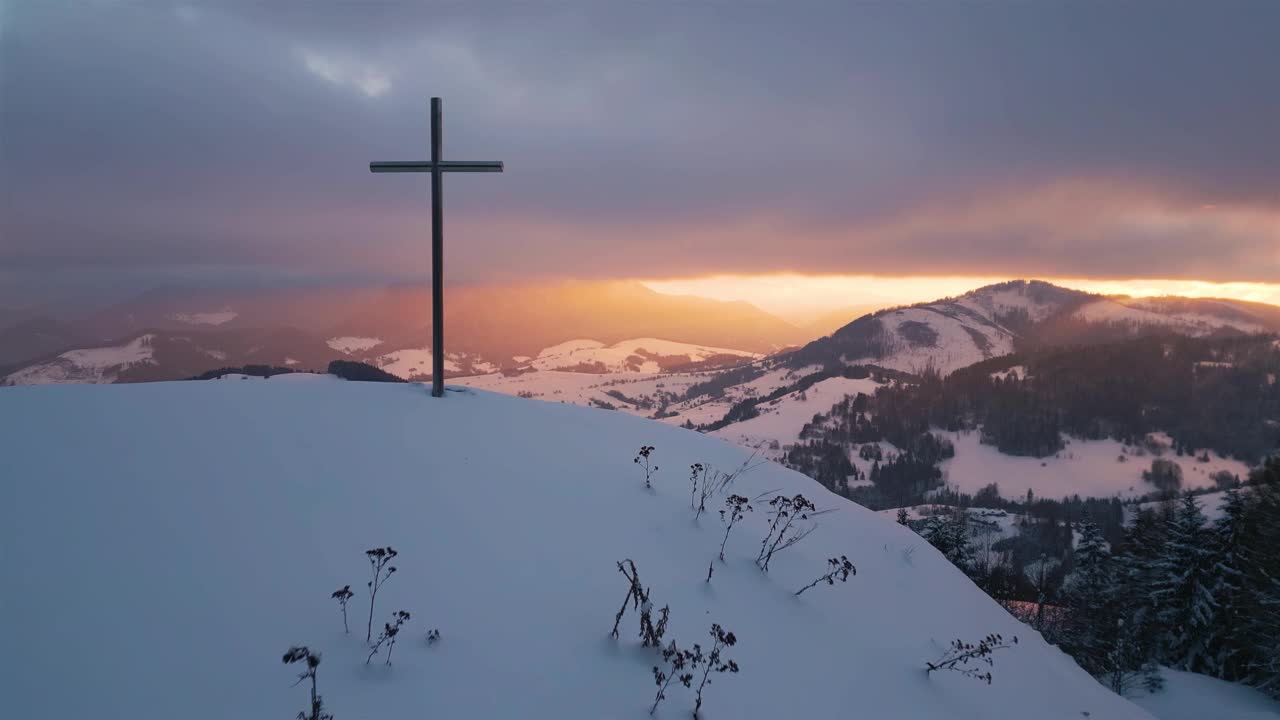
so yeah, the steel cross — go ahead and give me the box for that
[370,97,503,397]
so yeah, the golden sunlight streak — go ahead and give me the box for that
[641,275,1280,324]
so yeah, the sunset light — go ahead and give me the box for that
[5,4,1280,717]
[643,275,1280,324]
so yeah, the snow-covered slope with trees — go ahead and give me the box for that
[530,338,758,373]
[935,431,1253,502]
[1131,668,1280,720]
[2,333,157,384]
[1,378,1150,720]
[785,280,1091,376]
[786,280,1280,378]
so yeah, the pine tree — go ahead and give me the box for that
[1112,510,1166,669]
[1236,457,1280,695]
[1149,493,1217,671]
[1022,555,1062,637]
[1060,518,1116,676]
[921,511,973,574]
[1205,489,1253,679]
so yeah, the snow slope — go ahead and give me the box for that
[1,379,1150,720]
[1131,668,1280,720]
[875,305,1017,374]
[326,336,384,353]
[374,347,463,377]
[712,375,881,457]
[784,281,1089,377]
[171,309,238,326]
[935,431,1252,501]
[531,338,758,373]
[2,333,156,385]
[1073,299,1267,336]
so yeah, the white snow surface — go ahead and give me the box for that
[326,336,384,353]
[3,333,156,385]
[1135,487,1253,525]
[713,376,881,458]
[1,380,1151,720]
[1131,668,1280,720]
[953,285,1065,325]
[531,338,758,373]
[936,431,1252,501]
[171,309,238,325]
[376,347,462,377]
[1073,299,1265,335]
[873,306,1014,375]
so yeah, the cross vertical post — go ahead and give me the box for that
[369,97,503,398]
[430,98,444,397]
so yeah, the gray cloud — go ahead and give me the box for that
[3,0,1280,303]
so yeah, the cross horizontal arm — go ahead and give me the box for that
[369,160,504,173]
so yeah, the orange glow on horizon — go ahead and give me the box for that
[641,275,1280,324]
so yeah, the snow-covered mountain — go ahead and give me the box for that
[3,333,158,384]
[0,327,339,385]
[0,280,801,384]
[1,334,759,386]
[440,282,1279,508]
[788,280,1280,376]
[2,377,1152,719]
[9,279,1279,389]
[785,281,1088,375]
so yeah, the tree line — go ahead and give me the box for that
[908,459,1280,699]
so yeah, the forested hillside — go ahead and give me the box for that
[786,334,1280,509]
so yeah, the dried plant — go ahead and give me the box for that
[366,610,411,665]
[689,463,706,511]
[611,559,668,647]
[649,624,740,718]
[689,454,760,521]
[635,445,658,489]
[330,585,354,634]
[756,494,818,572]
[651,639,693,715]
[641,600,671,649]
[717,494,753,561]
[926,633,1018,684]
[795,556,856,596]
[282,646,332,720]
[363,547,398,644]
[692,624,740,717]
[612,559,646,639]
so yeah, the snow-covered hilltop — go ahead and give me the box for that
[2,333,157,384]
[787,280,1280,376]
[2,378,1151,720]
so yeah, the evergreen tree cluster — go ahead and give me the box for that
[899,460,1280,698]
[778,333,1277,510]
[870,334,1279,463]
[327,360,407,383]
[994,460,1279,697]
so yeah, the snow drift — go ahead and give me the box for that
[1,377,1151,719]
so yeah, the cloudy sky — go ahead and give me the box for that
[3,1,1280,312]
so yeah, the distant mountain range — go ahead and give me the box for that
[4,279,1279,387]
[0,280,806,384]
[8,278,1277,512]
